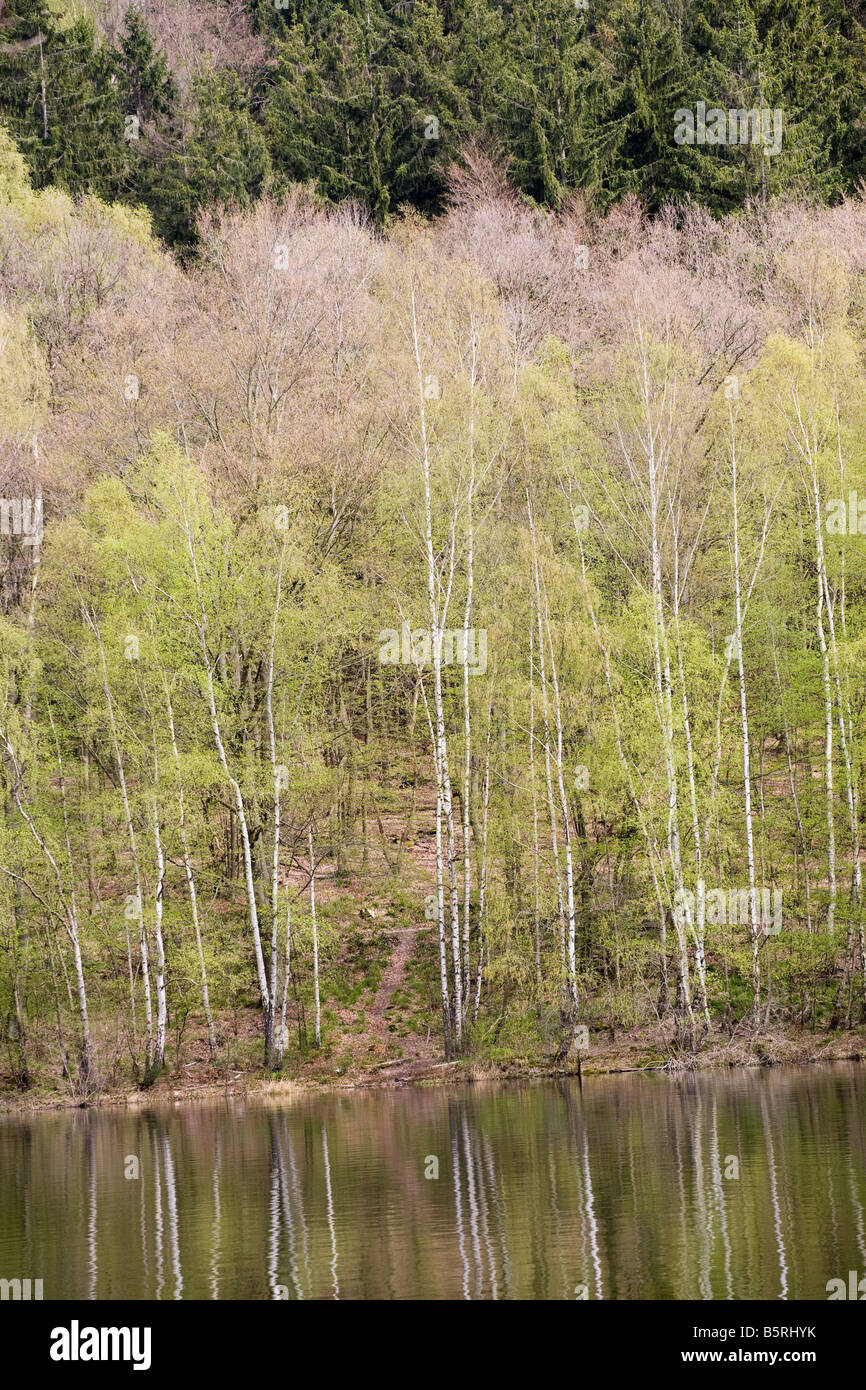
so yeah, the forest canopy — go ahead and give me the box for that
[2,2,866,1099]
[0,1,863,247]
[3,104,866,1092]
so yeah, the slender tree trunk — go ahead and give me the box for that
[276,890,291,1068]
[529,623,543,1023]
[729,422,761,1030]
[1,728,94,1092]
[816,545,837,938]
[86,607,153,1076]
[473,687,492,1023]
[265,543,286,1068]
[528,494,568,990]
[308,826,321,1049]
[822,562,861,1017]
[421,681,452,1056]
[411,290,462,1044]
[181,511,270,1031]
[151,789,167,1078]
[163,676,217,1064]
[638,338,694,1046]
[543,600,578,1023]
[461,361,476,1006]
[142,683,167,1080]
[672,555,710,1030]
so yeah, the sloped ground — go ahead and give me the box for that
[7,777,866,1112]
[267,783,447,1082]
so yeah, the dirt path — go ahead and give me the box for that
[368,929,418,1034]
[364,790,441,1062]
[291,784,445,1067]
[357,927,433,1068]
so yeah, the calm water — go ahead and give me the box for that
[1,1064,865,1300]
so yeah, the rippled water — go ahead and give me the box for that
[1,1063,864,1299]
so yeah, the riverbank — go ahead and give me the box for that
[2,1023,863,1115]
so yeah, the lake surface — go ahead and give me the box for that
[1,1063,865,1300]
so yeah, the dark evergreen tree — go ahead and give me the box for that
[601,0,695,210]
[1,0,864,241]
[684,0,866,208]
[187,69,271,221]
[477,0,612,206]
[111,8,181,236]
[265,0,468,219]
[0,0,124,199]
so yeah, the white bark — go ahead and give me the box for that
[151,788,167,1075]
[671,541,709,1028]
[815,531,837,937]
[473,687,493,1022]
[86,606,153,1074]
[1,727,94,1090]
[788,397,836,937]
[420,678,452,1053]
[144,681,167,1076]
[528,492,568,984]
[265,542,286,1066]
[635,328,693,1039]
[277,890,291,1067]
[308,825,321,1049]
[543,600,578,1017]
[729,414,760,1025]
[411,290,462,1042]
[528,622,543,1021]
[163,675,217,1062]
[180,506,270,1013]
[461,338,477,1004]
[822,565,860,959]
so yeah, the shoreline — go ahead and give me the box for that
[2,1027,863,1116]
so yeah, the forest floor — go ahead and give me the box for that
[3,782,866,1113]
[3,1015,864,1115]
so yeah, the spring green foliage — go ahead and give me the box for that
[2,88,866,1092]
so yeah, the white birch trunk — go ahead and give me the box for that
[473,688,492,1022]
[528,623,543,1021]
[87,607,153,1074]
[421,679,452,1054]
[163,676,217,1062]
[182,513,271,1016]
[543,603,578,1018]
[265,543,286,1066]
[528,493,568,986]
[729,417,761,1026]
[151,791,167,1075]
[411,290,462,1043]
[308,825,321,1049]
[1,728,94,1090]
[461,348,476,1004]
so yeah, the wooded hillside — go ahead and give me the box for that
[2,6,866,1098]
